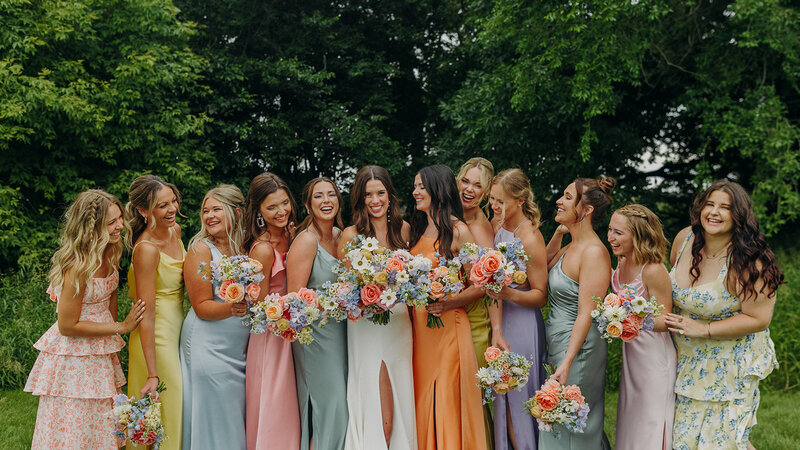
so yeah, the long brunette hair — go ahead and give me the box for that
[296,177,344,234]
[574,176,616,226]
[350,166,405,250]
[689,179,784,300]
[125,175,182,244]
[243,173,297,251]
[410,165,464,259]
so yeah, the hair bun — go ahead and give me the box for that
[597,176,616,195]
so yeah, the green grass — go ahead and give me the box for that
[5,389,796,449]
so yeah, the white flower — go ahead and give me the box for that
[396,271,410,283]
[630,295,647,314]
[352,257,370,272]
[590,309,601,319]
[510,366,524,375]
[607,305,628,322]
[380,289,397,307]
[362,237,379,251]
[347,249,362,263]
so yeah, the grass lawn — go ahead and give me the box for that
[3,389,797,449]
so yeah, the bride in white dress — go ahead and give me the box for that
[339,166,417,450]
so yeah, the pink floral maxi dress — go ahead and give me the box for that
[24,272,126,449]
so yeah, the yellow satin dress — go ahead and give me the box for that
[127,240,186,450]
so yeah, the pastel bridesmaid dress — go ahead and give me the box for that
[180,239,250,449]
[539,252,610,450]
[245,242,301,449]
[127,240,186,450]
[291,230,348,450]
[25,272,125,449]
[410,235,487,450]
[611,266,676,450]
[492,226,546,450]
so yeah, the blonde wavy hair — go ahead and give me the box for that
[189,185,246,255]
[491,168,541,229]
[613,204,668,265]
[49,189,129,295]
[456,157,495,206]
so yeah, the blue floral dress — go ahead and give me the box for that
[670,232,777,450]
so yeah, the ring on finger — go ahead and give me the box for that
[679,330,685,335]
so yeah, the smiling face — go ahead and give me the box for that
[308,181,339,221]
[364,179,389,220]
[412,174,431,212]
[700,189,734,237]
[555,182,580,225]
[143,185,179,229]
[105,203,124,244]
[459,167,486,210]
[607,212,633,258]
[260,188,292,229]
[202,196,229,239]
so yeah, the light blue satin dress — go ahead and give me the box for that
[539,252,610,449]
[292,231,348,450]
[180,239,249,450]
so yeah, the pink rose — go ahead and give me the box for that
[386,258,404,272]
[625,313,643,329]
[218,279,235,298]
[469,263,491,286]
[603,293,621,308]
[606,321,623,338]
[541,378,561,395]
[360,284,382,305]
[296,287,317,305]
[246,283,261,301]
[484,346,502,362]
[480,252,503,274]
[224,282,246,303]
[620,317,641,342]
[563,385,585,404]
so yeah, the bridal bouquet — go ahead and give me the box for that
[475,347,533,404]
[112,382,167,449]
[591,285,664,343]
[249,288,320,344]
[422,253,466,328]
[198,254,264,303]
[525,369,589,438]
[459,240,528,295]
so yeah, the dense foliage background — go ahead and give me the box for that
[1,0,798,391]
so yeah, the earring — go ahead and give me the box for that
[387,202,391,224]
[257,214,266,228]
[144,216,147,225]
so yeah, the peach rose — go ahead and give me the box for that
[480,252,503,274]
[563,385,585,404]
[296,287,317,305]
[541,378,561,395]
[249,258,264,273]
[246,283,261,301]
[625,313,643,329]
[620,318,640,342]
[535,389,559,411]
[606,321,623,338]
[224,282,246,303]
[360,284,382,305]
[495,383,510,394]
[603,293,622,308]
[386,258,404,272]
[266,301,284,320]
[469,263,490,286]
[512,270,527,285]
[430,281,445,299]
[218,279,235,298]
[484,346,502,362]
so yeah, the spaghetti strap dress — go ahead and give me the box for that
[180,239,250,450]
[539,252,610,450]
[492,226,546,450]
[245,242,301,450]
[291,230,349,450]
[410,235,487,450]
[611,266,676,450]
[669,232,777,450]
[127,239,186,450]
[25,272,125,449]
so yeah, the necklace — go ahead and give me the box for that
[704,244,730,259]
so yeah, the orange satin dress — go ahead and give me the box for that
[410,235,487,450]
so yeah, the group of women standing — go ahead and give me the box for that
[25,157,782,450]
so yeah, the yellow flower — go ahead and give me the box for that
[445,273,461,285]
[513,270,527,285]
[374,271,388,284]
[374,246,386,255]
[277,319,290,331]
[530,405,542,418]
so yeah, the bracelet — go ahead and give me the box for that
[706,323,711,339]
[147,375,159,380]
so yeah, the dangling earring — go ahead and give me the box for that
[257,214,266,228]
[387,201,391,224]
[144,215,148,225]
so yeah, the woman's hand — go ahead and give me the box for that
[485,287,512,302]
[665,313,708,338]
[554,224,568,236]
[426,298,453,316]
[491,330,510,351]
[551,360,571,385]
[121,299,146,334]
[230,301,247,317]
[140,376,160,397]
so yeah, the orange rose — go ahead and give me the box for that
[296,287,317,305]
[606,321,623,338]
[620,318,640,342]
[218,279,235,298]
[430,281,445,299]
[625,313,643,329]
[603,293,622,308]
[469,263,490,286]
[563,385,585,404]
[541,378,561,395]
[224,282,246,303]
[266,300,284,320]
[360,284,382,305]
[480,252,503,274]
[535,389,559,411]
[484,346,502,362]
[246,283,261,301]
[386,258,404,272]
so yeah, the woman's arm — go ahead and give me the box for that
[546,225,569,267]
[641,263,673,332]
[337,227,358,260]
[57,272,145,337]
[486,226,548,308]
[249,242,275,301]
[287,232,317,292]
[470,218,509,350]
[551,244,611,384]
[184,242,244,320]
[132,242,163,395]
[670,226,691,266]
[426,222,483,313]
